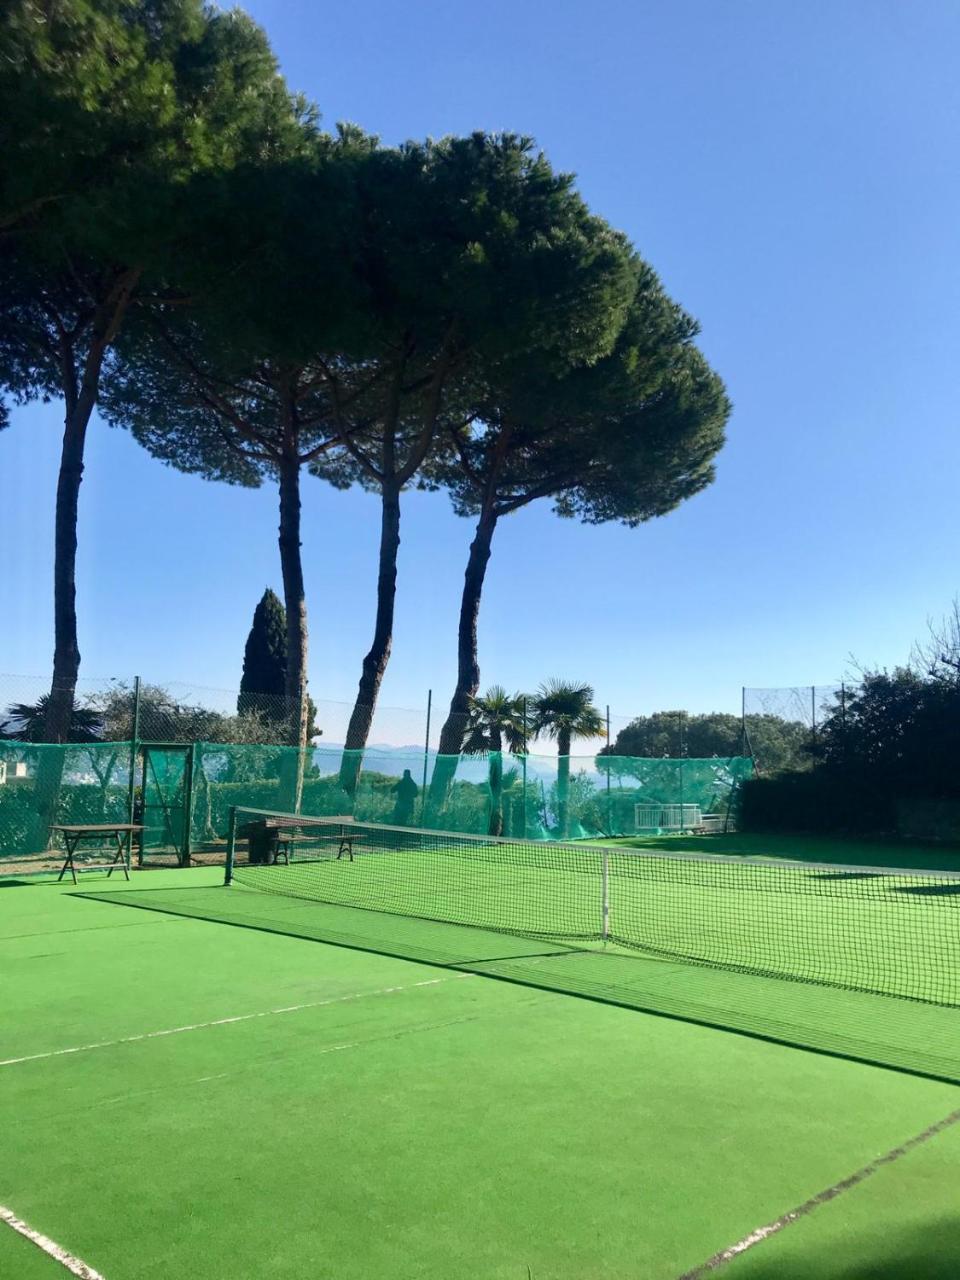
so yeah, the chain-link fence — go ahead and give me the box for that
[0,674,432,751]
[0,674,761,868]
[0,673,751,755]
[742,685,863,774]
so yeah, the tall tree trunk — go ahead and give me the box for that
[37,272,140,859]
[44,268,140,745]
[427,505,499,818]
[488,725,503,837]
[557,728,572,839]
[277,446,309,811]
[44,402,89,745]
[339,478,402,797]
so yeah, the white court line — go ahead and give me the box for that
[678,1106,960,1278]
[1,1204,106,1279]
[0,975,470,1067]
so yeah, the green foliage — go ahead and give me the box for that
[814,669,960,800]
[85,681,294,746]
[739,770,878,836]
[437,269,728,531]
[0,0,312,232]
[1,696,102,743]
[530,681,604,754]
[343,132,638,385]
[600,710,808,774]
[0,741,131,855]
[430,243,729,768]
[0,0,311,406]
[321,133,642,762]
[462,686,528,835]
[239,590,287,707]
[462,688,528,755]
[530,680,604,837]
[98,130,369,493]
[741,662,960,836]
[0,0,313,743]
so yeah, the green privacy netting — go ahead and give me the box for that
[0,739,753,862]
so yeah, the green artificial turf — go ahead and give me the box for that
[598,830,960,873]
[83,876,960,1084]
[725,1115,960,1279]
[2,872,959,1279]
[0,1220,73,1279]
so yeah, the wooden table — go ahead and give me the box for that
[51,824,142,885]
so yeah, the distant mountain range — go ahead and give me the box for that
[311,742,568,782]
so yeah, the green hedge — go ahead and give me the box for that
[0,780,129,857]
[739,771,894,835]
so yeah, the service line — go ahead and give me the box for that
[1,1204,106,1279]
[678,1106,960,1278]
[1,974,471,1067]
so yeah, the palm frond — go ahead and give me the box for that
[529,679,604,743]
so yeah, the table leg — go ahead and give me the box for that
[57,834,78,886]
[106,830,130,880]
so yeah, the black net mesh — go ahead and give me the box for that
[227,810,960,1009]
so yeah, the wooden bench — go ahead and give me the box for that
[274,828,363,864]
[237,818,363,866]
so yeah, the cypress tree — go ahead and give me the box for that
[238,589,287,714]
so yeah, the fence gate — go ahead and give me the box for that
[138,744,194,866]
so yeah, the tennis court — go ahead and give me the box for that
[2,824,960,1278]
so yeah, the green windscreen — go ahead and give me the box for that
[0,739,752,864]
[140,745,192,865]
[0,741,131,863]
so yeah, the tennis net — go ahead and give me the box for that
[225,807,960,1009]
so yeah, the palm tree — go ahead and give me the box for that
[3,696,102,743]
[462,687,528,836]
[530,681,604,838]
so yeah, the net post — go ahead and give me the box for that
[225,805,238,885]
[601,850,610,943]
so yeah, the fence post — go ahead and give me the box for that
[420,689,432,823]
[521,696,528,839]
[811,685,817,746]
[181,742,195,867]
[605,704,611,834]
[225,805,238,885]
[678,710,686,833]
[741,686,747,757]
[840,681,846,745]
[126,676,142,864]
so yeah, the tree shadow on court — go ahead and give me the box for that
[895,882,960,896]
[732,1217,960,1280]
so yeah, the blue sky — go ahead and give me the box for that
[3,0,960,738]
